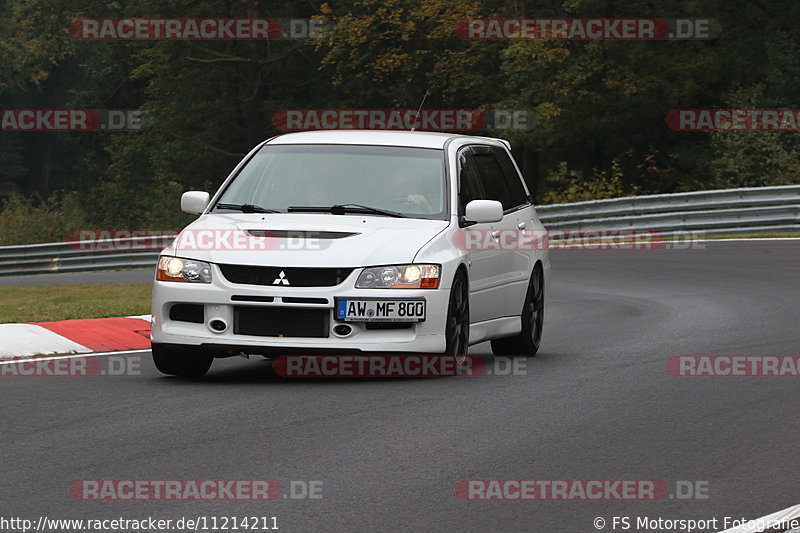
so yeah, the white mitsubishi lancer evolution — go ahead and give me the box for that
[150,130,549,376]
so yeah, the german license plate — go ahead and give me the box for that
[335,298,426,322]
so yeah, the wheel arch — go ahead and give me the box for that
[453,262,469,290]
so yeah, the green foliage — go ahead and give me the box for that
[0,192,88,245]
[542,160,639,204]
[701,82,800,190]
[1,0,800,244]
[318,0,498,107]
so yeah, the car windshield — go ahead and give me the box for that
[214,144,447,219]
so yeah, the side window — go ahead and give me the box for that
[470,149,514,210]
[493,147,530,208]
[458,150,484,214]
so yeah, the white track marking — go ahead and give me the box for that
[126,314,152,321]
[0,348,151,365]
[717,502,800,532]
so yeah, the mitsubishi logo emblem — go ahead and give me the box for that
[273,270,290,285]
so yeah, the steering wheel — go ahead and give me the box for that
[384,194,434,213]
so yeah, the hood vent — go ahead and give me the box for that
[243,230,358,239]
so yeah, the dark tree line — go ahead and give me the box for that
[1,0,800,243]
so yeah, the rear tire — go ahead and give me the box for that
[152,343,213,377]
[491,263,544,357]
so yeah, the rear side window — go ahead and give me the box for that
[493,147,530,208]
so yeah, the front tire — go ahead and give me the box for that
[152,343,214,377]
[443,271,470,364]
[491,263,544,357]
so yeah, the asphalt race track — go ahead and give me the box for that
[1,241,798,532]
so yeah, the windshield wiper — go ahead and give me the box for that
[215,203,279,214]
[287,204,405,218]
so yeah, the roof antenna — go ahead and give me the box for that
[410,89,429,131]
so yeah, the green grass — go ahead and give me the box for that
[0,283,152,323]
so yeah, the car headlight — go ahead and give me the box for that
[157,256,212,283]
[355,264,440,289]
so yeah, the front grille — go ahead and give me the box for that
[231,295,275,302]
[169,303,204,324]
[219,264,353,287]
[282,297,328,304]
[234,306,330,338]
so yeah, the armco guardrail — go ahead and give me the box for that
[537,184,800,237]
[0,238,162,276]
[0,185,798,276]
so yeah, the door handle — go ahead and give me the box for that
[517,222,526,230]
[491,230,500,239]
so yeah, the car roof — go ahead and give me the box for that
[265,130,510,150]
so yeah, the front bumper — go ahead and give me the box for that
[150,264,450,354]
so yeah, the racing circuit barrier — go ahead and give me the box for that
[0,184,799,276]
[536,184,800,235]
[0,238,163,276]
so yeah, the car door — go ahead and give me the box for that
[457,146,507,323]
[492,145,537,313]
[467,145,534,319]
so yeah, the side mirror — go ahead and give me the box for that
[463,199,503,225]
[181,191,210,214]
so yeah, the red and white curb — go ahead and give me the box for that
[0,315,151,358]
